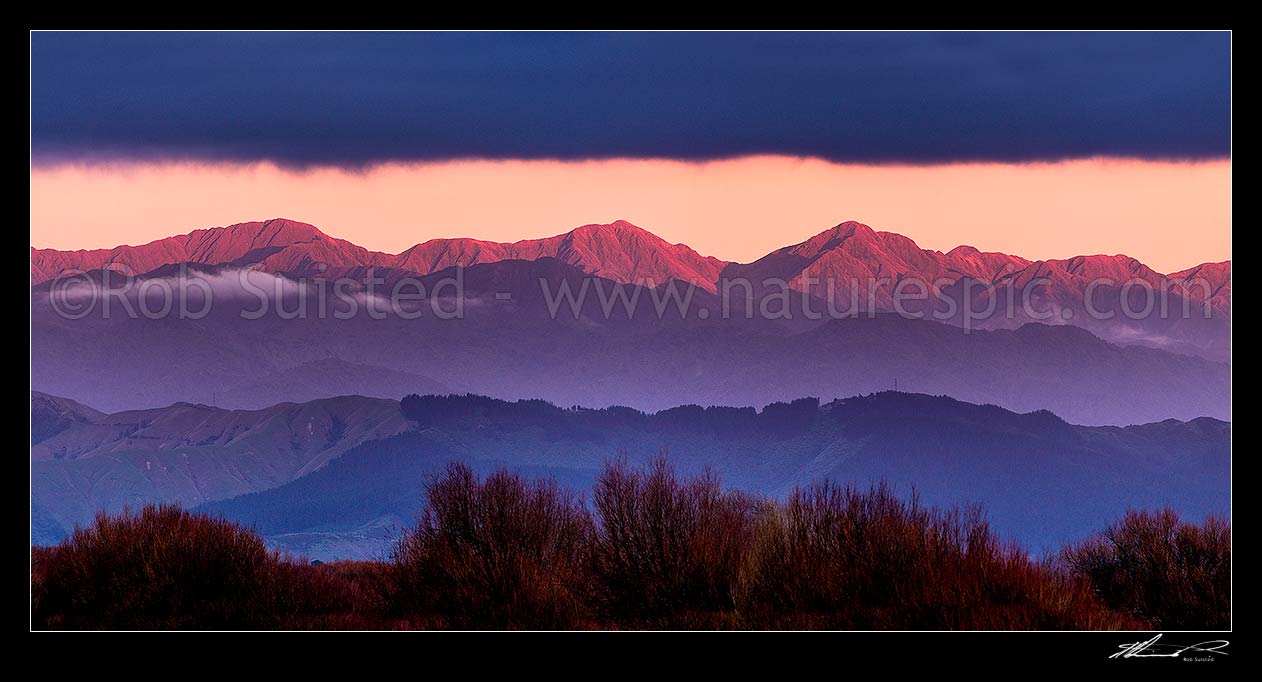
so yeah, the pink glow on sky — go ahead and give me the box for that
[30,156,1230,273]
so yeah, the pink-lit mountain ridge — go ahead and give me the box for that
[722,221,1229,327]
[31,218,726,293]
[31,217,1230,358]
[30,217,1229,311]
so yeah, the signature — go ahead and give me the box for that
[1111,634,1229,660]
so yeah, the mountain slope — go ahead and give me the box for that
[30,218,392,283]
[30,393,411,543]
[1169,260,1232,317]
[187,392,1230,560]
[722,221,1230,357]
[396,220,728,291]
[218,358,452,410]
[30,256,1229,424]
[31,217,1229,358]
[32,391,105,444]
[722,220,1031,299]
[32,218,728,292]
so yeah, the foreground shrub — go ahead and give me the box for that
[1062,509,1231,629]
[258,559,406,629]
[33,504,279,629]
[736,482,1139,629]
[392,463,593,628]
[33,465,1226,631]
[588,457,756,624]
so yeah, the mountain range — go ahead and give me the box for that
[30,390,1229,561]
[31,269,1229,424]
[30,218,727,293]
[31,218,1230,358]
[30,217,1232,426]
[31,391,410,544]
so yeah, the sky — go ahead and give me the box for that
[29,31,1231,270]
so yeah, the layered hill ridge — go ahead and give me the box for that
[30,217,1231,362]
[31,390,1230,558]
[31,271,1230,424]
[722,220,1032,296]
[30,392,412,546]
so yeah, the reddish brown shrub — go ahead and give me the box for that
[736,482,1140,630]
[392,463,593,629]
[1062,508,1230,629]
[587,456,757,623]
[266,560,402,630]
[32,504,279,629]
[35,467,1221,631]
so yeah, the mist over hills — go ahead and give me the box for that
[31,219,1229,425]
[31,274,1228,424]
[31,218,1230,359]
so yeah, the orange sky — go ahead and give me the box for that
[29,156,1230,274]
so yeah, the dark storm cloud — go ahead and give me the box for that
[30,31,1230,166]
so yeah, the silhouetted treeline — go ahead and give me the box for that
[405,392,850,437]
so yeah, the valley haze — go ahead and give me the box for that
[32,218,1229,425]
